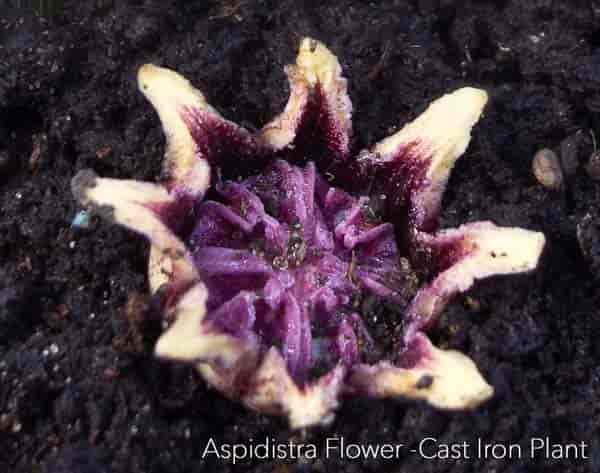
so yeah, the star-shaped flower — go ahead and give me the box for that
[72,38,545,429]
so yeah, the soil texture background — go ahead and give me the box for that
[2,1,600,472]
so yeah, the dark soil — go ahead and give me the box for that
[2,1,600,472]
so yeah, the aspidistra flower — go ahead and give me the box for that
[72,39,545,428]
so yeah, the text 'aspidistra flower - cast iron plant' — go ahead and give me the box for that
[72,39,545,429]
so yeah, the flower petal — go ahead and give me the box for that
[260,38,352,164]
[155,283,257,368]
[348,333,493,409]
[71,170,198,297]
[243,348,346,429]
[360,87,488,232]
[138,64,267,191]
[407,221,545,335]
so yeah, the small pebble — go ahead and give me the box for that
[532,148,563,190]
[71,210,91,229]
[586,151,600,181]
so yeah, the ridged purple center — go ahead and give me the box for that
[188,160,418,383]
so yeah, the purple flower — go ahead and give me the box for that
[72,39,545,428]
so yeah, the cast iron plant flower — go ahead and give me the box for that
[72,38,545,429]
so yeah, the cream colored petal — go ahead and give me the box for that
[259,66,310,151]
[138,64,213,196]
[368,87,488,230]
[260,37,352,158]
[155,282,256,368]
[196,362,257,401]
[243,348,346,429]
[348,334,493,409]
[408,221,545,333]
[71,170,197,287]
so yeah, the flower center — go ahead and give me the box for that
[188,160,419,383]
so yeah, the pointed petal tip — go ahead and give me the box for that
[137,63,214,196]
[375,85,489,162]
[260,37,351,159]
[137,63,203,101]
[418,345,494,410]
[467,223,546,274]
[70,170,120,223]
[243,348,345,429]
[450,86,489,110]
[521,229,546,270]
[154,331,249,366]
[137,63,158,82]
[431,87,488,129]
[154,329,246,365]
[349,336,494,410]
[153,283,253,367]
[71,169,98,206]
[288,365,346,429]
[153,330,179,359]
[137,62,169,91]
[296,37,340,87]
[433,87,488,142]
[299,36,316,49]
[418,86,489,157]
